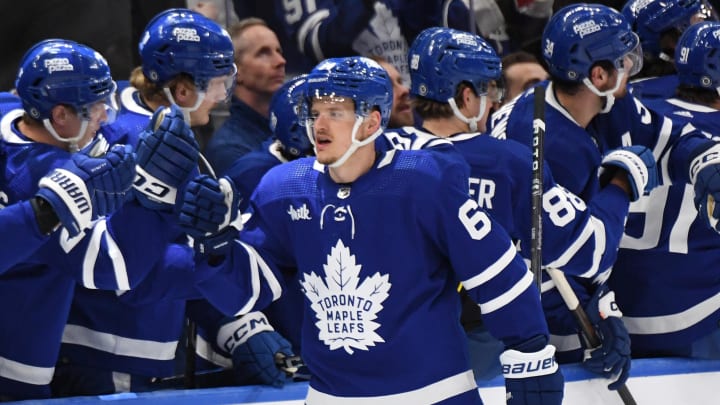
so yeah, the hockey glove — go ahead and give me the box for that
[216,312,295,387]
[178,175,243,256]
[501,336,564,405]
[36,144,136,236]
[691,144,720,233]
[133,104,199,211]
[582,284,631,390]
[599,145,658,201]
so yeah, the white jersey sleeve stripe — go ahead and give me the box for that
[546,216,606,278]
[461,242,517,290]
[80,220,129,290]
[234,241,282,316]
[655,117,674,185]
[0,355,55,385]
[104,224,130,290]
[62,324,177,360]
[623,290,720,334]
[479,270,534,314]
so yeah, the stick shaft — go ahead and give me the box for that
[531,85,546,292]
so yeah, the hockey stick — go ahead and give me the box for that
[530,84,545,292]
[530,87,636,404]
[545,268,637,405]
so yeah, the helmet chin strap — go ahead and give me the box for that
[306,116,383,169]
[448,95,487,132]
[582,70,625,114]
[163,87,205,123]
[329,116,383,168]
[43,118,89,153]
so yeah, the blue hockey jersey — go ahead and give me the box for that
[196,148,552,403]
[610,92,720,354]
[381,126,631,279]
[0,201,49,272]
[490,81,717,355]
[0,93,175,399]
[57,81,199,383]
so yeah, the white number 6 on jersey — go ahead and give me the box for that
[459,199,491,240]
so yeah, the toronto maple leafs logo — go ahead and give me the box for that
[301,239,391,354]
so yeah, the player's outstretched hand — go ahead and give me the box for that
[501,335,564,405]
[582,284,631,390]
[178,174,243,256]
[36,143,136,236]
[599,145,658,201]
[133,104,199,211]
[691,144,720,233]
[216,312,295,387]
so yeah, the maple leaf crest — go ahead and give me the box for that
[301,239,391,354]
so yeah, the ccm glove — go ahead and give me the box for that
[216,312,295,387]
[133,104,199,211]
[501,336,564,405]
[178,175,243,256]
[35,144,136,236]
[691,144,720,233]
[582,284,631,390]
[599,145,658,201]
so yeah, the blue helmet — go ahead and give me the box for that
[302,56,393,128]
[408,26,501,102]
[139,8,235,91]
[675,21,720,89]
[15,39,116,120]
[270,74,312,157]
[542,3,642,82]
[622,0,702,59]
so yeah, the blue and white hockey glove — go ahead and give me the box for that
[690,144,720,233]
[501,336,564,405]
[582,284,631,390]
[133,104,199,211]
[599,145,658,201]
[216,312,295,387]
[178,174,243,256]
[36,144,136,236]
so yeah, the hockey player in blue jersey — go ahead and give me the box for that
[191,75,312,386]
[490,2,720,386]
[178,56,564,404]
[51,9,245,397]
[622,0,706,100]
[0,38,198,400]
[0,141,135,272]
[387,26,656,389]
[609,21,720,359]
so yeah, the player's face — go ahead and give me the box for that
[380,61,413,128]
[184,75,234,126]
[69,100,109,147]
[503,62,548,102]
[235,25,286,96]
[308,97,357,165]
[612,55,636,99]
